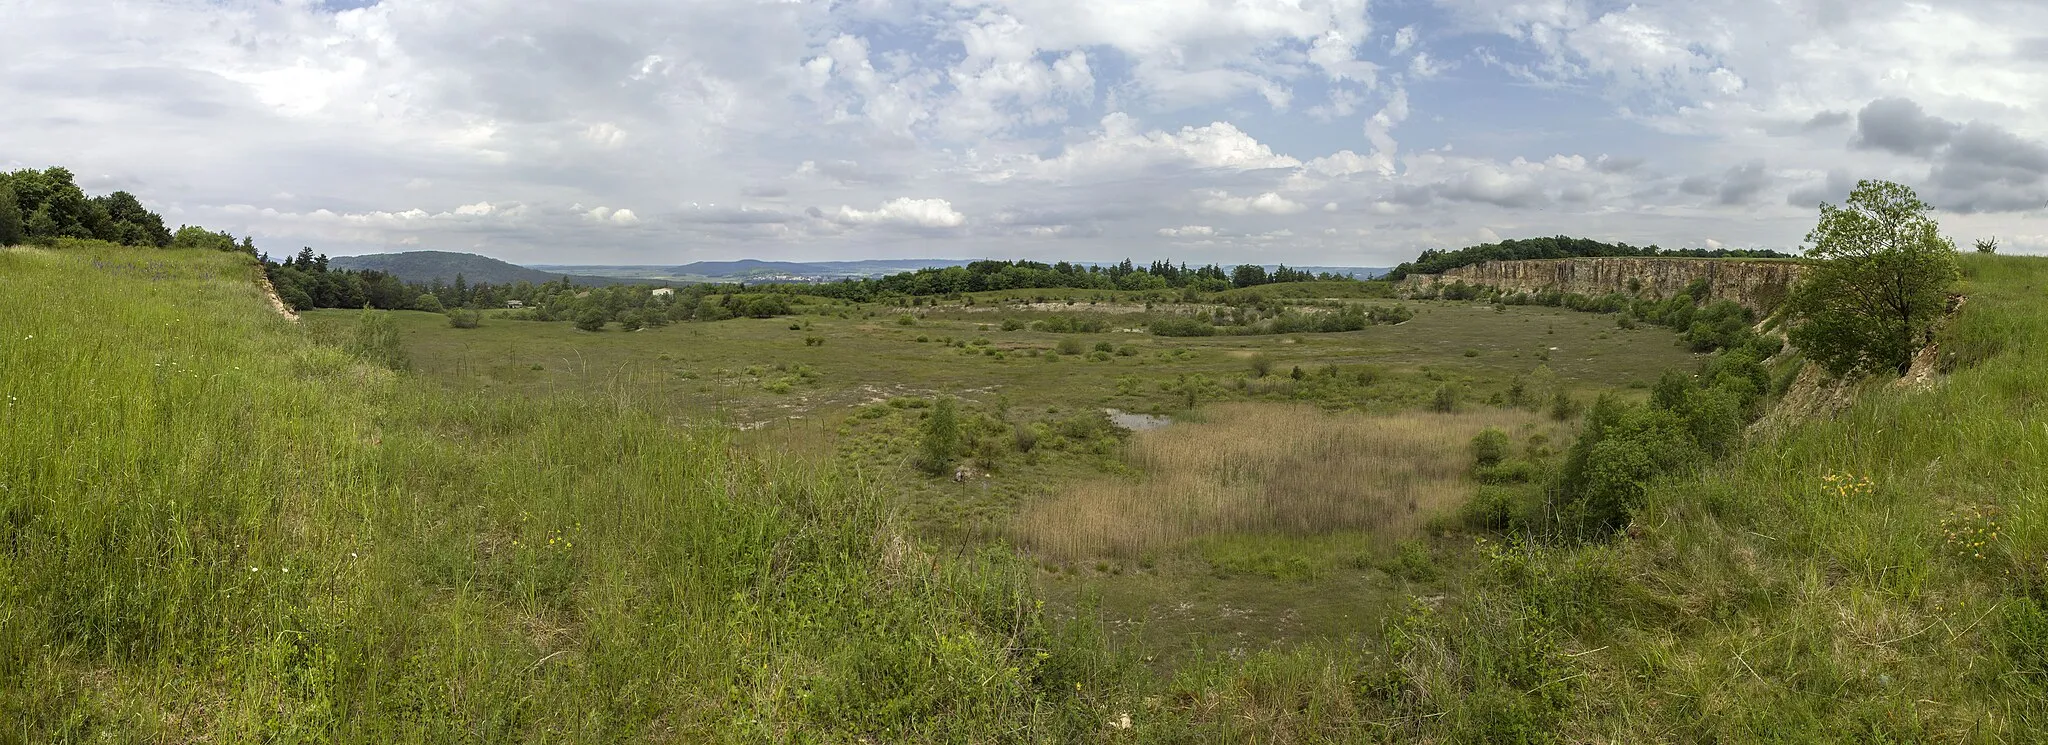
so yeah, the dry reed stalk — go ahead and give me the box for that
[1016,403,1532,560]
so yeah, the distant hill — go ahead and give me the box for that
[529,258,975,282]
[329,251,637,286]
[330,251,560,285]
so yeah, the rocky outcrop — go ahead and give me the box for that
[1402,257,1805,312]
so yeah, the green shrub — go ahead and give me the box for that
[1471,428,1511,467]
[446,308,481,329]
[1248,353,1274,378]
[1149,316,1215,337]
[1055,337,1085,355]
[1431,384,1458,413]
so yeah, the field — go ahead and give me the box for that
[303,284,1696,653]
[14,243,2047,741]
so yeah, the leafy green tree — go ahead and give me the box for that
[1975,237,1998,254]
[918,397,961,475]
[1788,180,1960,376]
[0,184,21,246]
[574,309,608,332]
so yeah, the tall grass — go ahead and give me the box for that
[0,246,1111,741]
[1016,403,1538,559]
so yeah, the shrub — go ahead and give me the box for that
[1548,390,1581,421]
[1055,338,1085,355]
[1149,316,1215,337]
[447,308,481,329]
[1430,384,1458,413]
[1471,428,1511,467]
[804,335,825,347]
[917,398,961,475]
[1000,318,1025,331]
[574,309,607,332]
[411,293,445,313]
[1248,353,1274,378]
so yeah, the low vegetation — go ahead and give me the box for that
[7,177,2042,741]
[1016,404,1543,561]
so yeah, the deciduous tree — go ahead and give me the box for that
[1788,180,1960,376]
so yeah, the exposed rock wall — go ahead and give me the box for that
[1401,258,1805,311]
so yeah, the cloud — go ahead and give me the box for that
[1927,121,2048,213]
[987,113,1301,183]
[1717,160,1771,205]
[1198,191,1307,215]
[585,206,640,225]
[1854,98,1957,157]
[1787,170,1856,208]
[829,197,967,229]
[1157,225,1216,237]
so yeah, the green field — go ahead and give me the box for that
[10,243,2048,741]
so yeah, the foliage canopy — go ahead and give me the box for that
[1788,180,1960,376]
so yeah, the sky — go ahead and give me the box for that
[4,0,2047,266]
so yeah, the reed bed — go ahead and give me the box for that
[1017,402,1534,559]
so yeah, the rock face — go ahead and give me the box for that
[1402,258,1805,312]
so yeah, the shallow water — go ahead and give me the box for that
[1104,408,1173,431]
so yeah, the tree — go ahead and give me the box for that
[574,309,608,332]
[0,184,21,246]
[1788,180,1960,376]
[918,397,961,475]
[1975,237,1999,254]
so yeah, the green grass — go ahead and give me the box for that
[17,244,2043,741]
[0,246,1115,741]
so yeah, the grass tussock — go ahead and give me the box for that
[1017,403,1538,560]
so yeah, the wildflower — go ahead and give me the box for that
[280,567,289,574]
[250,566,259,572]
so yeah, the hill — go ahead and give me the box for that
[327,250,616,286]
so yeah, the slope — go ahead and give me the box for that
[0,245,1106,741]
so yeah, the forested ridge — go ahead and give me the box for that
[1385,235,1794,280]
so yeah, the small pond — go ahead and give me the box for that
[1104,409,1173,431]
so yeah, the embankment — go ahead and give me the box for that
[1402,257,1804,311]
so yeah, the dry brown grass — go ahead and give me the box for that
[1015,402,1537,560]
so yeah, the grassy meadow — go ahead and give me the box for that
[11,242,2048,741]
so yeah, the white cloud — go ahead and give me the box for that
[585,206,640,225]
[1157,225,1216,237]
[1199,191,1307,215]
[830,197,967,229]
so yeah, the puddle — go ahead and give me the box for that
[1105,409,1173,431]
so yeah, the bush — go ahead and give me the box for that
[1000,318,1025,331]
[804,335,825,347]
[411,293,445,313]
[1248,353,1274,378]
[447,308,481,329]
[1431,384,1458,413]
[1548,390,1581,421]
[917,397,961,475]
[1149,316,1215,337]
[574,309,607,332]
[1471,428,1511,467]
[1055,337,1085,355]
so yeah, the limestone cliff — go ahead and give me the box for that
[1401,257,1805,312]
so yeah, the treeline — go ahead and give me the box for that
[1385,235,1793,280]
[0,166,270,253]
[787,259,1354,301]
